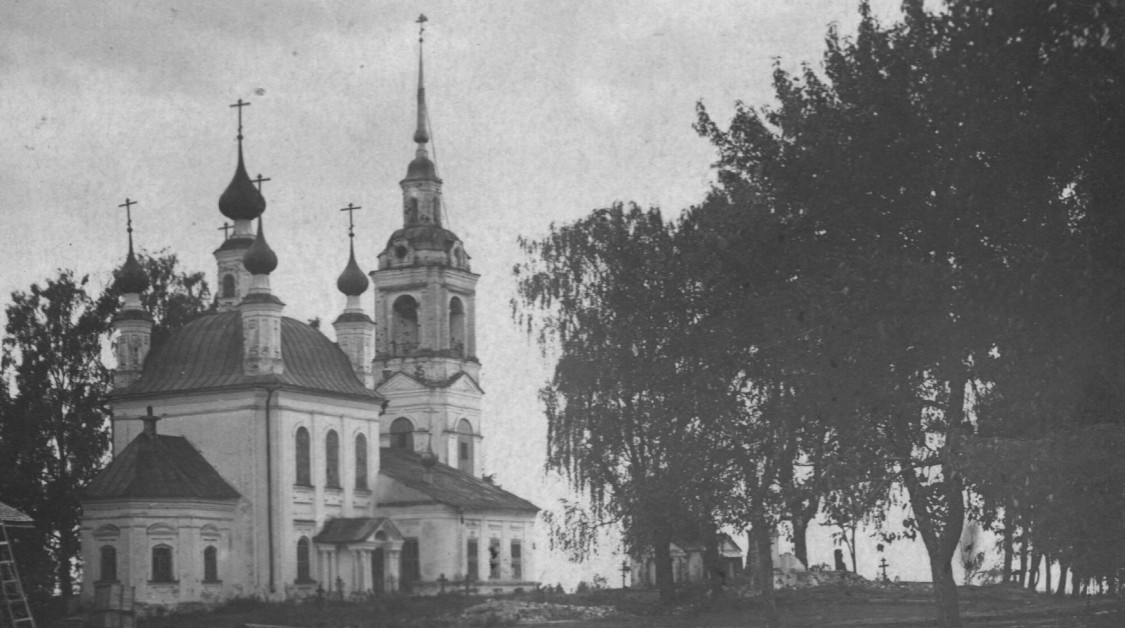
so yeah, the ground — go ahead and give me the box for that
[129,582,1123,628]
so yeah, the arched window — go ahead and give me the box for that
[203,546,218,582]
[152,545,174,582]
[295,427,311,486]
[390,418,414,451]
[221,273,236,298]
[449,297,465,356]
[99,546,117,582]
[391,295,419,356]
[456,419,474,474]
[325,430,340,488]
[355,433,368,490]
[296,537,311,582]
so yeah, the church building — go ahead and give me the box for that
[78,23,539,611]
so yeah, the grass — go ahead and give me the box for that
[133,582,1124,628]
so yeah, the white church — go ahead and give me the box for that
[78,26,539,611]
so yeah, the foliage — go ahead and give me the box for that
[100,249,213,349]
[0,270,114,597]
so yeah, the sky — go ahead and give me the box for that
[1,0,957,586]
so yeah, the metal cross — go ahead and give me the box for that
[339,203,362,238]
[251,173,271,193]
[118,197,137,237]
[230,98,250,139]
[218,222,232,240]
[416,14,428,43]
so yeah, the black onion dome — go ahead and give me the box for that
[219,147,266,221]
[243,221,278,275]
[336,244,369,296]
[405,154,439,181]
[114,249,149,294]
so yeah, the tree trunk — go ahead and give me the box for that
[1001,518,1014,584]
[1057,563,1068,596]
[900,463,964,627]
[792,514,812,569]
[1028,553,1042,590]
[1018,539,1029,588]
[1071,570,1081,598]
[57,530,75,598]
[701,522,723,597]
[929,554,962,628]
[653,527,675,604]
[751,518,780,628]
[1044,555,1052,594]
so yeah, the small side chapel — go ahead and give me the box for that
[79,20,538,612]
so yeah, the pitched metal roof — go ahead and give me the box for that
[83,432,240,501]
[313,517,403,544]
[0,500,32,526]
[118,311,382,401]
[378,448,539,513]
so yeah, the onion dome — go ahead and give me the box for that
[405,154,438,181]
[114,247,149,294]
[219,146,266,221]
[243,219,278,275]
[336,243,369,296]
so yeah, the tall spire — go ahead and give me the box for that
[413,14,430,146]
[404,15,439,183]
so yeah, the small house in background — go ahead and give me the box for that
[630,534,744,587]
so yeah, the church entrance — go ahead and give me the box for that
[372,548,385,593]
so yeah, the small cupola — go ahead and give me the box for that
[239,217,285,376]
[112,197,153,389]
[333,203,376,387]
[219,99,266,223]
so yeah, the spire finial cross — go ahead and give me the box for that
[218,222,233,240]
[118,197,137,248]
[339,203,362,238]
[416,14,428,43]
[251,173,271,193]
[230,98,250,140]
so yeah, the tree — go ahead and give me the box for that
[0,252,211,599]
[0,271,113,597]
[513,203,740,603]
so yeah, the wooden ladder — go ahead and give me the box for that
[0,522,35,628]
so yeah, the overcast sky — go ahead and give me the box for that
[1,0,947,585]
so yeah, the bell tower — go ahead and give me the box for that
[371,15,483,476]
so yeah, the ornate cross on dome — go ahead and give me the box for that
[252,173,271,193]
[416,13,428,43]
[118,197,137,243]
[218,222,232,240]
[339,203,362,238]
[230,98,250,140]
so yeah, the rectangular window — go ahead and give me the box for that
[151,545,174,582]
[467,538,479,581]
[402,538,421,585]
[488,538,501,580]
[511,539,522,581]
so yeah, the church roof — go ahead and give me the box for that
[117,311,382,401]
[385,225,463,253]
[83,432,240,501]
[313,517,403,544]
[378,448,539,513]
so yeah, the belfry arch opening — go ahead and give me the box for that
[221,273,236,299]
[449,296,465,355]
[392,295,419,356]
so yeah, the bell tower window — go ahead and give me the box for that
[449,297,465,356]
[391,417,414,451]
[392,295,419,356]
